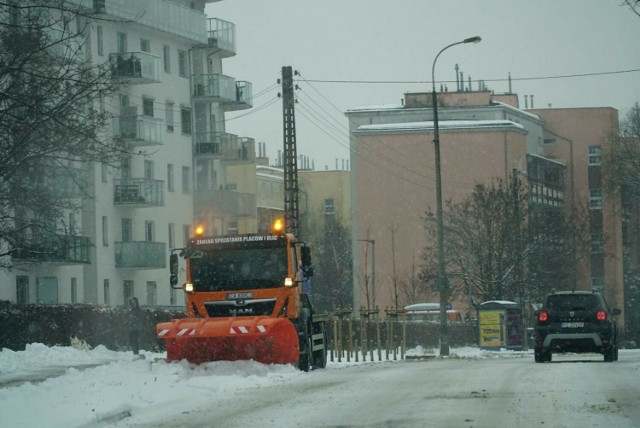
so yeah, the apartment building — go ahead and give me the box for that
[346,91,627,335]
[2,0,254,307]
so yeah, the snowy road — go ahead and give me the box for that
[2,345,640,427]
[121,351,640,428]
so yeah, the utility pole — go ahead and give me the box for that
[281,66,299,236]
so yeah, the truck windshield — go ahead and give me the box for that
[189,247,288,292]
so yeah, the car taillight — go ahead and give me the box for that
[538,311,549,323]
[597,310,607,321]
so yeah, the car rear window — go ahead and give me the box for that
[545,294,600,311]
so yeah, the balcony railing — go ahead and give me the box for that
[192,74,236,103]
[115,241,166,269]
[114,178,164,207]
[112,115,164,146]
[12,234,90,264]
[195,132,238,156]
[207,18,236,57]
[195,133,255,163]
[196,190,257,218]
[109,52,161,84]
[86,0,207,44]
[222,81,253,112]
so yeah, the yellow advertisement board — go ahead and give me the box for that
[479,310,504,348]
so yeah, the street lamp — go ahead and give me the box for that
[431,36,481,357]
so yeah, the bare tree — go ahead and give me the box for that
[623,0,640,18]
[389,223,400,310]
[0,1,126,267]
[299,205,353,314]
[400,255,431,306]
[421,173,589,307]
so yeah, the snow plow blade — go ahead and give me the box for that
[156,316,300,365]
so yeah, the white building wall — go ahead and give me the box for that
[0,1,232,307]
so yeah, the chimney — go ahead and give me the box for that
[524,95,529,109]
[508,72,512,94]
[455,64,460,91]
[530,95,534,108]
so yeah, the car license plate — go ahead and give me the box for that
[561,322,584,328]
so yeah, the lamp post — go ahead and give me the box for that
[431,36,481,357]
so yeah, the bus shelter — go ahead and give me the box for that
[478,300,523,351]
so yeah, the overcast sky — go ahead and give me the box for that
[206,0,640,171]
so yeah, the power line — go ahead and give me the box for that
[298,67,640,85]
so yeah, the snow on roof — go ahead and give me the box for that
[355,119,526,133]
[345,104,405,113]
[491,101,542,121]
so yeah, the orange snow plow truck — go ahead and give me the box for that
[156,228,327,371]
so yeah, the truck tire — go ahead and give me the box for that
[313,325,327,369]
[298,333,312,372]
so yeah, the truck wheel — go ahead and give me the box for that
[298,333,312,372]
[312,325,327,369]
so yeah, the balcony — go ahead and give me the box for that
[195,189,257,218]
[206,18,236,57]
[114,178,164,207]
[112,115,164,146]
[222,81,253,112]
[109,52,161,84]
[87,0,207,44]
[195,133,255,164]
[12,234,90,264]
[191,74,237,103]
[115,241,166,269]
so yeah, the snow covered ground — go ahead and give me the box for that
[0,342,531,427]
[9,343,640,427]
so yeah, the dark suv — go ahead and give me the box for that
[534,291,620,363]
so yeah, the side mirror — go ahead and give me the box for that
[301,246,313,277]
[169,253,179,286]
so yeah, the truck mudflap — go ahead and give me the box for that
[157,316,300,365]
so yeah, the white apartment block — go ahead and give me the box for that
[1,0,254,307]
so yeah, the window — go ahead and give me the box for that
[103,279,110,306]
[588,146,602,166]
[165,101,174,132]
[122,218,133,241]
[145,220,154,242]
[227,221,238,235]
[121,155,131,179]
[37,277,58,304]
[324,198,336,215]
[178,49,187,77]
[163,45,171,73]
[117,32,127,53]
[102,216,108,246]
[180,107,192,134]
[123,280,134,306]
[168,223,175,248]
[97,26,103,56]
[144,160,154,179]
[543,138,556,145]
[146,281,157,306]
[167,164,174,192]
[16,276,29,304]
[68,212,76,234]
[591,233,603,254]
[140,38,150,53]
[142,97,154,117]
[183,224,190,245]
[589,188,602,210]
[182,166,191,193]
[101,162,107,183]
[70,278,77,304]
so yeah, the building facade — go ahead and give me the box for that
[2,0,255,308]
[347,91,627,334]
